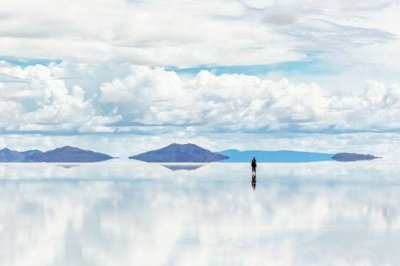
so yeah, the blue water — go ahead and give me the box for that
[220,150,333,162]
[0,161,399,265]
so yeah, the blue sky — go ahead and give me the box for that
[0,0,400,152]
[166,58,333,76]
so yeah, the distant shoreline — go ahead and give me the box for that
[1,143,381,163]
[0,159,383,164]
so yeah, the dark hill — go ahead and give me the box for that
[129,143,228,162]
[0,148,43,162]
[332,153,379,162]
[29,146,113,162]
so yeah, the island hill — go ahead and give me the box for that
[129,143,228,162]
[0,143,380,163]
[129,143,380,163]
[0,146,113,163]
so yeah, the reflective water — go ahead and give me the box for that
[0,162,399,266]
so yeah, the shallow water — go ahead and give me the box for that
[0,161,399,266]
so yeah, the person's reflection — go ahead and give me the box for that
[251,174,257,190]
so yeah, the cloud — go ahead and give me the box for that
[96,66,400,134]
[0,0,398,68]
[98,67,328,131]
[1,62,400,135]
[0,0,304,67]
[0,61,121,133]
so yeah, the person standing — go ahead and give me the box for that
[251,157,257,190]
[251,157,257,175]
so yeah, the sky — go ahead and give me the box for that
[0,0,400,156]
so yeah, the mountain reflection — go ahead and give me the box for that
[162,164,203,171]
[57,164,80,169]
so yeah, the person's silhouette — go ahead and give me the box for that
[251,157,257,190]
[251,157,257,175]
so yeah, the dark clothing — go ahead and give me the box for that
[251,158,257,189]
[251,159,257,172]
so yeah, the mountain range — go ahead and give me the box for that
[0,146,113,162]
[0,148,43,162]
[0,143,380,163]
[130,144,380,163]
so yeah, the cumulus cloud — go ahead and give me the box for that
[96,66,400,133]
[0,61,121,133]
[1,62,400,135]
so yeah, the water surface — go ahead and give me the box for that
[0,162,399,265]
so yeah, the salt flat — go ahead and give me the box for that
[0,161,399,265]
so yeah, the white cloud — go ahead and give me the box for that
[0,0,304,67]
[0,0,398,68]
[0,0,399,137]
[95,66,400,133]
[0,1,399,115]
[0,61,121,132]
[1,62,400,134]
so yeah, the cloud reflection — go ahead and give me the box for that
[0,162,399,265]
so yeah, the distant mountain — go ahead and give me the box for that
[1,145,380,163]
[129,143,228,162]
[30,146,113,162]
[21,150,44,162]
[0,148,43,162]
[332,153,379,162]
[220,149,334,163]
[0,146,112,162]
